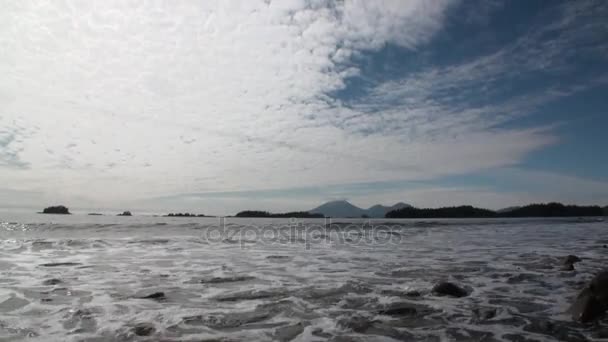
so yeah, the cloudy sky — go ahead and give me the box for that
[1,0,608,214]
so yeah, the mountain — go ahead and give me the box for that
[310,200,411,218]
[310,200,365,218]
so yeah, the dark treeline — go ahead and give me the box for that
[235,210,324,218]
[165,213,206,217]
[385,205,496,218]
[504,203,603,218]
[386,202,605,218]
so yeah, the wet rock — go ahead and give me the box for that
[42,278,62,285]
[138,292,166,300]
[378,305,418,317]
[377,302,435,317]
[133,322,155,336]
[274,322,306,341]
[568,270,608,322]
[561,263,575,271]
[39,262,82,267]
[432,281,469,297]
[312,328,332,338]
[561,255,581,265]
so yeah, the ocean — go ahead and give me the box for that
[0,211,606,341]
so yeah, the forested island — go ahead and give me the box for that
[386,203,605,218]
[165,213,206,217]
[385,205,496,218]
[235,210,324,218]
[40,205,71,214]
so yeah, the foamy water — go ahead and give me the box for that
[0,212,607,341]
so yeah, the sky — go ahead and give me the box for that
[1,0,608,215]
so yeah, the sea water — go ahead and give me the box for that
[0,211,606,341]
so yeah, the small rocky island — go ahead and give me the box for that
[40,205,71,214]
[117,211,132,216]
[235,210,324,218]
[165,213,206,217]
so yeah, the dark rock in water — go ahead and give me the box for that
[376,302,436,317]
[562,255,581,265]
[138,292,166,300]
[117,211,132,216]
[432,281,469,298]
[311,328,332,339]
[39,262,82,267]
[42,278,62,285]
[133,323,155,336]
[405,290,422,297]
[561,263,575,271]
[41,205,70,214]
[377,305,418,317]
[568,270,608,322]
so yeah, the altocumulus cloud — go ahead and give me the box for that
[0,0,606,211]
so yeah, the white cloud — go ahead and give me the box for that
[0,0,605,210]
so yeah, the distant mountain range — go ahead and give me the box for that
[310,200,411,218]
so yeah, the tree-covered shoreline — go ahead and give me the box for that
[386,203,605,219]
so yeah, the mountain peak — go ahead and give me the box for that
[310,200,411,218]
